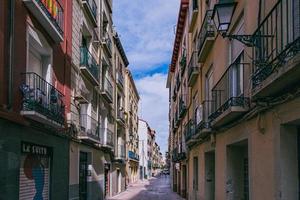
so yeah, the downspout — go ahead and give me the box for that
[7,0,15,110]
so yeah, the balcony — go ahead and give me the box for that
[178,96,187,119]
[189,0,199,32]
[101,77,113,103]
[23,0,64,42]
[102,35,112,57]
[176,74,180,92]
[115,144,126,161]
[185,120,196,145]
[194,101,212,139]
[117,108,125,125]
[251,0,300,98]
[117,72,124,88]
[172,119,178,132]
[20,72,65,127]
[188,51,200,86]
[80,47,99,85]
[172,86,177,101]
[172,147,186,162]
[128,150,139,162]
[78,114,100,143]
[209,63,250,128]
[100,128,114,149]
[180,50,187,76]
[197,10,215,63]
[175,110,180,127]
[82,0,97,26]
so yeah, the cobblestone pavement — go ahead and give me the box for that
[108,176,184,200]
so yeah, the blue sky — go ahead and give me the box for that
[113,0,180,155]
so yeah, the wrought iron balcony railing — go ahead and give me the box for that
[185,120,195,142]
[252,0,300,89]
[172,147,186,162]
[208,63,250,124]
[116,144,126,159]
[101,77,113,103]
[100,128,114,148]
[180,50,187,76]
[23,0,64,42]
[20,72,65,125]
[117,72,124,88]
[80,47,99,84]
[103,36,112,56]
[179,96,187,119]
[189,0,199,31]
[128,150,139,161]
[176,73,180,91]
[78,114,100,142]
[82,0,97,25]
[195,100,212,134]
[188,51,200,86]
[197,10,215,62]
[117,108,125,123]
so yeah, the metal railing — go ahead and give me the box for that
[79,114,100,141]
[100,128,114,147]
[80,47,99,81]
[82,0,97,20]
[20,72,65,125]
[180,50,187,75]
[117,72,124,87]
[117,108,125,122]
[195,100,212,132]
[209,63,250,121]
[176,73,180,91]
[197,10,215,53]
[252,0,300,88]
[103,77,113,100]
[188,51,199,80]
[172,147,186,162]
[185,120,195,142]
[117,144,126,159]
[179,96,187,118]
[36,0,64,35]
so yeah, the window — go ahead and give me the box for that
[229,53,244,97]
[27,26,52,83]
[193,156,199,190]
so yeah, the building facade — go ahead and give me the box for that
[138,119,164,180]
[168,0,300,199]
[111,32,128,196]
[0,0,135,199]
[138,119,150,180]
[125,69,140,185]
[0,0,72,199]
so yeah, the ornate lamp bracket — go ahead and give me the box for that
[224,34,273,47]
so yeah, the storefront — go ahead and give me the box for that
[0,118,69,200]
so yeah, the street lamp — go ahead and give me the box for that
[212,1,237,34]
[212,1,272,47]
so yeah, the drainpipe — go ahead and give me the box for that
[7,0,15,110]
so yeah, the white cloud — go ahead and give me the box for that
[135,73,169,154]
[113,0,180,72]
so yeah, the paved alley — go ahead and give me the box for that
[108,176,184,200]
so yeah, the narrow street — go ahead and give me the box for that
[108,176,183,200]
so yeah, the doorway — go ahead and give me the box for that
[79,152,88,200]
[205,151,215,200]
[226,140,249,200]
[280,125,299,199]
[117,169,121,193]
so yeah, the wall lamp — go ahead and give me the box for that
[212,1,272,47]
